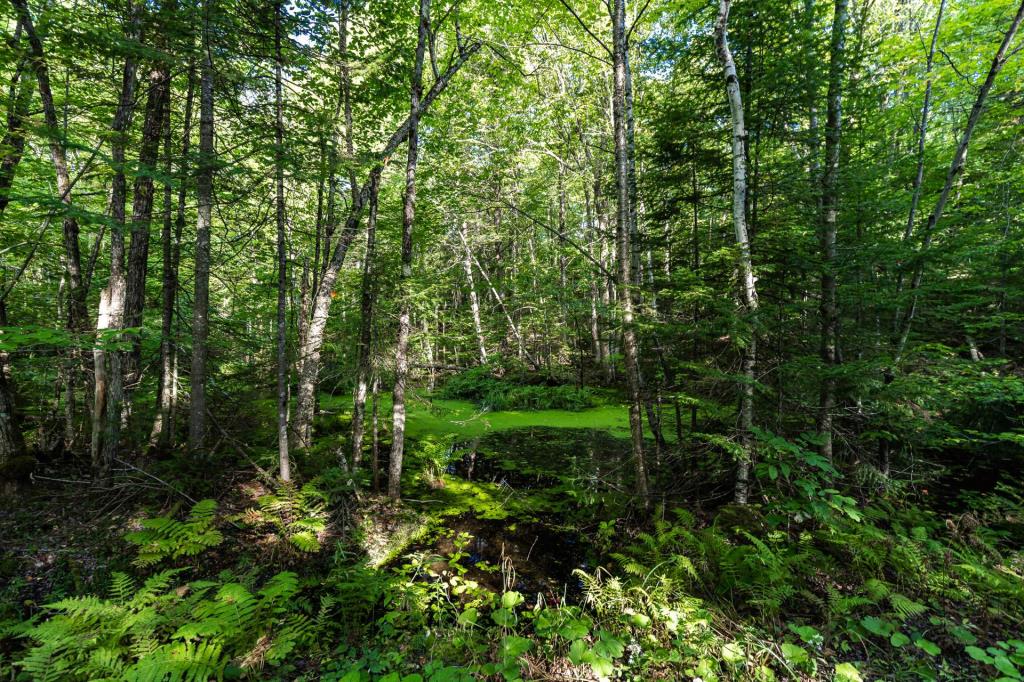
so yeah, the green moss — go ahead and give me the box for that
[405,396,643,439]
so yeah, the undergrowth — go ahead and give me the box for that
[2,427,1022,681]
[438,364,598,412]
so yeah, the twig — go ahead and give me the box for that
[205,408,276,485]
[113,457,198,505]
[556,0,612,57]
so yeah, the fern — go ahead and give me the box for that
[888,592,927,620]
[110,573,135,605]
[16,569,309,681]
[124,500,223,567]
[245,482,328,553]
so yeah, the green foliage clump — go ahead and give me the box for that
[124,500,223,568]
[242,482,329,553]
[11,570,314,682]
[438,365,596,412]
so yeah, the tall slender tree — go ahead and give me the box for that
[389,0,430,501]
[350,174,380,471]
[612,0,649,502]
[817,0,848,461]
[189,0,216,452]
[715,0,759,504]
[92,7,140,473]
[274,0,291,482]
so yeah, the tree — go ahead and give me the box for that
[388,0,430,501]
[817,0,848,461]
[611,0,649,501]
[714,0,759,504]
[274,0,290,482]
[188,0,216,453]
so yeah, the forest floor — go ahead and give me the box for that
[2,392,1023,681]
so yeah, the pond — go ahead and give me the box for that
[394,426,733,605]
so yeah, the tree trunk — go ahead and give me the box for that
[389,0,429,501]
[152,63,195,451]
[339,0,356,205]
[0,303,25,470]
[612,0,649,503]
[275,0,291,482]
[817,0,847,461]
[351,174,380,471]
[715,0,760,505]
[13,0,89,449]
[92,16,139,474]
[0,20,32,220]
[123,52,172,405]
[11,0,87,332]
[463,234,534,366]
[893,0,1024,362]
[460,222,488,365]
[291,40,479,448]
[188,0,216,452]
[371,373,380,491]
[0,25,32,469]
[903,0,945,246]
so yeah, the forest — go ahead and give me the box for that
[1,0,1023,678]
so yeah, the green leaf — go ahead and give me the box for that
[593,630,625,659]
[491,607,515,627]
[788,623,823,646]
[628,613,651,629]
[966,646,993,664]
[950,625,978,645]
[860,616,891,636]
[834,662,864,682]
[567,639,587,666]
[721,641,744,664]
[992,656,1020,679]
[915,639,941,657]
[500,636,532,659]
[589,656,614,679]
[557,618,591,641]
[501,591,524,609]
[781,642,809,665]
[890,632,910,647]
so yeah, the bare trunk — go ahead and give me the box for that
[188,0,216,452]
[612,0,649,503]
[461,230,534,367]
[371,373,380,491]
[892,0,946,340]
[12,0,87,332]
[13,0,88,450]
[0,303,25,470]
[351,175,380,471]
[389,0,429,501]
[92,21,139,473]
[460,222,488,365]
[817,0,847,461]
[0,26,32,467]
[149,102,174,451]
[894,0,1024,362]
[339,0,356,205]
[716,0,760,504]
[275,0,291,482]
[123,53,172,406]
[152,63,195,450]
[291,38,480,450]
[902,0,945,246]
[0,21,32,220]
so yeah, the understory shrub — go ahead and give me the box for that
[438,365,596,411]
